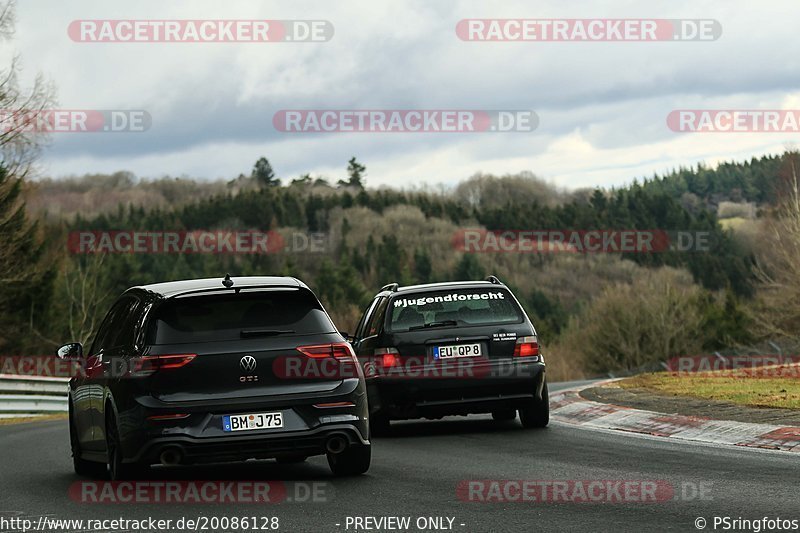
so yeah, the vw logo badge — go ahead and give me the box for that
[240,355,257,373]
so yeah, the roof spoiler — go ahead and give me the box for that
[485,275,502,285]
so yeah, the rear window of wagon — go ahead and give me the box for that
[387,288,522,332]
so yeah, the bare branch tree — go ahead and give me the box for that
[0,0,15,39]
[0,0,57,178]
[556,268,707,375]
[754,150,800,340]
[62,254,113,345]
[0,0,58,353]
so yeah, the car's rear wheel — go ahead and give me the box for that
[519,381,549,429]
[491,409,517,422]
[105,411,139,480]
[327,444,371,476]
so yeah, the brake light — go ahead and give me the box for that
[158,354,197,369]
[513,336,539,358]
[374,347,400,368]
[297,343,356,362]
[130,354,196,377]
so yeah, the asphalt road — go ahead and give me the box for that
[1,380,798,533]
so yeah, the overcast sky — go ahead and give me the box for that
[10,0,800,189]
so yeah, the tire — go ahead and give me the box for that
[369,411,391,438]
[327,444,371,476]
[69,410,102,477]
[491,409,517,422]
[519,381,549,429]
[105,411,139,481]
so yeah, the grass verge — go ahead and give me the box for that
[0,413,67,426]
[619,370,800,410]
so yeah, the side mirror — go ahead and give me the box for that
[57,343,83,360]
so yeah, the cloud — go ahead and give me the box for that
[13,0,800,189]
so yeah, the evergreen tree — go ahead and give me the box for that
[251,157,278,188]
[0,164,50,353]
[338,157,366,189]
[376,234,405,284]
[413,249,433,283]
[453,254,483,281]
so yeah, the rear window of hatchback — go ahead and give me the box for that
[147,288,336,344]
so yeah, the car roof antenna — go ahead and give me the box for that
[222,273,234,288]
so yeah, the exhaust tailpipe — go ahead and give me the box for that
[325,435,348,454]
[159,447,183,466]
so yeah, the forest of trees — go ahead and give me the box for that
[2,149,795,380]
[638,154,784,206]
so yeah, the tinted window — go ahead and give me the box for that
[89,297,132,355]
[147,289,335,345]
[364,297,388,337]
[355,299,378,339]
[117,296,145,348]
[388,288,522,332]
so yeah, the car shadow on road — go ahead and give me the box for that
[147,460,337,481]
[58,458,346,483]
[381,416,526,439]
[55,417,535,485]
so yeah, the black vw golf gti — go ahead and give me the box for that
[59,275,370,479]
[350,276,548,435]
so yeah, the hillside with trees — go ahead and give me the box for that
[5,150,795,380]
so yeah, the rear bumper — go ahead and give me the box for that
[130,423,368,465]
[367,359,545,419]
[115,378,369,464]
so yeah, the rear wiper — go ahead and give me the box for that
[408,320,458,331]
[240,329,295,338]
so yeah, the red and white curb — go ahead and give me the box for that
[550,381,800,452]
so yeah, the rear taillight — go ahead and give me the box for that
[513,336,539,358]
[374,347,400,368]
[297,343,356,362]
[130,354,196,377]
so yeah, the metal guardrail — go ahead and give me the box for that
[0,374,69,416]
